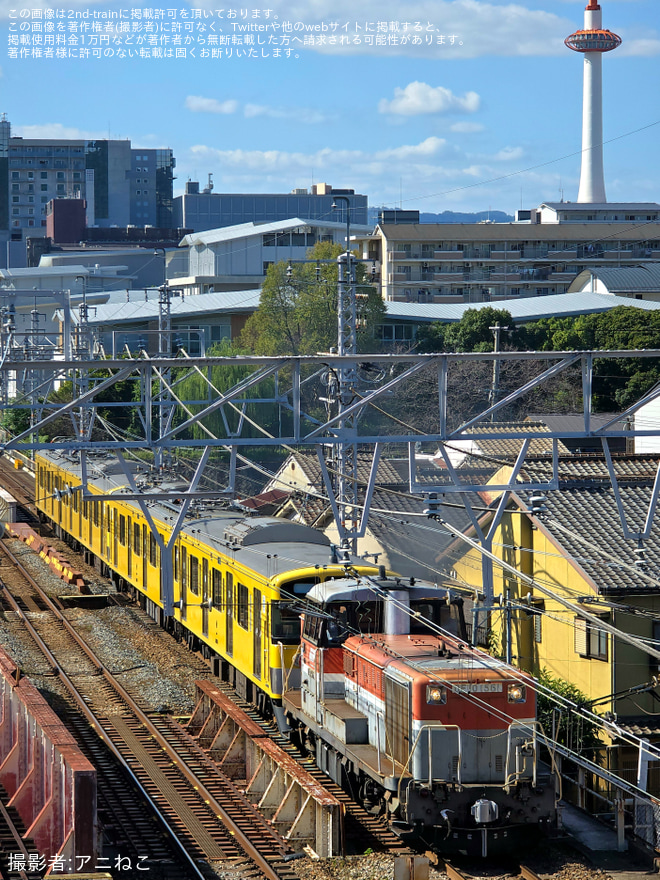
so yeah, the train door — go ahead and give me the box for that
[127,517,132,578]
[113,509,118,566]
[226,572,234,657]
[202,559,209,638]
[142,524,148,588]
[385,676,411,767]
[253,589,262,679]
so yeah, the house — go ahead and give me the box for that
[446,455,660,727]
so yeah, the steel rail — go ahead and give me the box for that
[0,541,208,880]
[0,538,288,880]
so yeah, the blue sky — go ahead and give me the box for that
[1,0,658,214]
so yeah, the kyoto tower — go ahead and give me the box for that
[565,1,621,203]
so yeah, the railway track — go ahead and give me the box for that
[190,677,414,857]
[0,538,302,880]
[443,861,543,880]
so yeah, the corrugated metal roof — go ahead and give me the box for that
[385,292,660,324]
[180,217,372,247]
[88,289,262,324]
[579,265,660,292]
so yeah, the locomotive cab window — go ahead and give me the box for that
[271,601,302,644]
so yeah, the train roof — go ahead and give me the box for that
[306,577,452,605]
[38,450,342,578]
[348,634,522,679]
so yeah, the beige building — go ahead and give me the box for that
[358,203,660,304]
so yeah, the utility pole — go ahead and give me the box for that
[489,321,508,418]
[332,195,359,559]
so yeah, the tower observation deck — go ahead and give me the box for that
[565,0,621,203]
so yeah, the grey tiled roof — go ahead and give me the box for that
[519,461,660,594]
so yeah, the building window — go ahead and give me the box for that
[574,617,608,660]
[11,172,19,179]
[40,171,48,179]
[41,184,48,192]
[11,184,18,193]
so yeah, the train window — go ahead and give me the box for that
[119,515,126,546]
[83,499,88,519]
[281,576,320,596]
[181,547,187,589]
[72,491,78,513]
[212,569,222,607]
[93,501,99,527]
[133,523,140,554]
[39,467,44,487]
[303,613,324,644]
[190,556,199,595]
[149,533,157,567]
[237,583,249,629]
[271,601,301,644]
[174,546,179,581]
[225,571,232,607]
[410,599,445,635]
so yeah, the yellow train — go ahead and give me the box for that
[35,450,377,719]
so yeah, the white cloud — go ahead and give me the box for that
[243,104,329,124]
[492,146,524,162]
[12,123,104,139]
[379,82,480,116]
[618,37,660,57]
[450,121,484,134]
[185,96,238,115]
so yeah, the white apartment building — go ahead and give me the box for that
[358,203,660,303]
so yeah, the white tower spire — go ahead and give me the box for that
[565,1,621,203]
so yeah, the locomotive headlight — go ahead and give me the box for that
[426,685,447,704]
[507,684,526,703]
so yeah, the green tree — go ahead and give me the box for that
[417,307,529,353]
[536,668,601,754]
[240,241,386,356]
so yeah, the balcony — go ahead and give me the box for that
[434,250,464,260]
[490,273,522,282]
[490,250,522,260]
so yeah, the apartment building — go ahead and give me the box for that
[359,203,660,303]
[0,116,175,246]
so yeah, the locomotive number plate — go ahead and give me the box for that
[453,682,503,693]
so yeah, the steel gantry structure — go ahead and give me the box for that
[3,346,660,615]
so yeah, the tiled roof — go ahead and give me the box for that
[518,459,660,594]
[462,421,571,460]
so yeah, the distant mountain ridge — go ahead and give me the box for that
[368,207,514,224]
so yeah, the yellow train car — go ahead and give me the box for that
[35,451,377,717]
